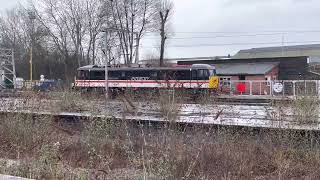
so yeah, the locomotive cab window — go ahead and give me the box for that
[191,70,197,80]
[78,70,89,80]
[197,69,209,80]
[209,69,216,76]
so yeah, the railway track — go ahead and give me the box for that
[0,89,291,105]
[0,96,319,131]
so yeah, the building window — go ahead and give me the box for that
[265,76,271,86]
[219,76,231,86]
[239,75,246,80]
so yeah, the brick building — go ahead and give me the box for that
[177,56,320,94]
[213,62,279,95]
[178,56,320,80]
[215,62,279,81]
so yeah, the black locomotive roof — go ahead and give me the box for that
[78,64,215,71]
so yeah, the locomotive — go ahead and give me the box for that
[74,64,219,92]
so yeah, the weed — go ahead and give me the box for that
[293,96,319,124]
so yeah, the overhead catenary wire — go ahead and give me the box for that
[142,30,320,41]
[143,33,285,40]
[143,30,320,35]
[140,40,320,48]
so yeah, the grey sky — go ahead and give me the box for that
[141,0,320,58]
[0,0,25,10]
[1,0,320,59]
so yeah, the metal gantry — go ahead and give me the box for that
[0,49,16,89]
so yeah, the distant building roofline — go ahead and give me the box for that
[139,56,231,63]
[238,44,320,54]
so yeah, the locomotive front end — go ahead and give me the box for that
[208,66,219,89]
[209,75,219,89]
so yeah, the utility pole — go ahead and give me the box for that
[281,33,285,57]
[104,31,109,100]
[28,10,36,82]
[30,47,33,81]
[135,33,140,63]
[102,27,140,102]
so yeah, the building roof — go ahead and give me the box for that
[214,62,279,75]
[77,64,215,71]
[139,56,231,64]
[233,44,320,59]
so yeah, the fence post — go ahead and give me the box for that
[259,82,262,95]
[229,81,232,95]
[316,80,320,98]
[282,82,285,96]
[270,81,273,96]
[304,81,307,95]
[249,81,252,95]
[269,81,272,96]
[293,81,296,97]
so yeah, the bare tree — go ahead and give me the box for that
[158,0,173,67]
[35,0,72,78]
[85,0,107,65]
[0,5,55,79]
[0,0,173,81]
[64,0,87,68]
[34,0,109,79]
[107,0,158,64]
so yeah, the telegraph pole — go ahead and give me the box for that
[102,27,140,102]
[135,33,140,63]
[281,33,285,57]
[104,31,109,100]
[28,11,36,82]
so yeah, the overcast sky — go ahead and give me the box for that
[0,0,25,10]
[141,0,320,59]
[1,0,320,59]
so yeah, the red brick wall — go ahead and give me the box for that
[266,66,279,78]
[219,65,279,95]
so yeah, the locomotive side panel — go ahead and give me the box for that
[75,65,218,89]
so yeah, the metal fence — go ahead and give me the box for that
[17,80,67,91]
[8,79,320,97]
[219,80,320,97]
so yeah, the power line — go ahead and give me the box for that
[142,31,320,40]
[140,41,320,48]
[143,33,285,40]
[144,30,320,35]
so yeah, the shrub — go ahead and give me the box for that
[0,114,53,158]
[293,96,319,124]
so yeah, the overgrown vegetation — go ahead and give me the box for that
[158,90,180,121]
[293,96,319,124]
[271,95,320,125]
[1,92,320,179]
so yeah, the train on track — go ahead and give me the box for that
[74,64,219,94]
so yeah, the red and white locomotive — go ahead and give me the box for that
[74,64,219,90]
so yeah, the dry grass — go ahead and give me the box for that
[1,91,320,179]
[158,90,180,121]
[293,96,319,124]
[271,96,319,125]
